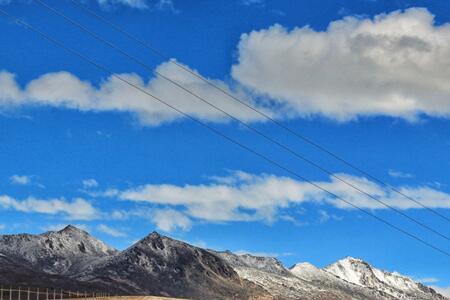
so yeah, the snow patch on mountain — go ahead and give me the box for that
[213,250,291,276]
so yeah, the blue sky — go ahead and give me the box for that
[1,0,450,294]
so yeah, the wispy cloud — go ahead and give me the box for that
[318,210,343,223]
[240,0,264,6]
[97,224,127,237]
[82,179,99,188]
[0,195,98,220]
[388,170,414,179]
[96,0,178,12]
[9,175,32,185]
[415,277,440,284]
[97,0,149,10]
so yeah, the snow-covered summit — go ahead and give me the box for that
[290,262,326,280]
[325,257,446,300]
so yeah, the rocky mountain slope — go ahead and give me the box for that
[0,225,446,300]
[76,232,269,299]
[0,225,117,275]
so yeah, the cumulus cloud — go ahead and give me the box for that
[232,8,450,121]
[9,175,31,185]
[0,196,98,220]
[97,224,127,237]
[0,61,266,126]
[113,171,450,226]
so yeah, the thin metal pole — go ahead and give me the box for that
[27,288,30,300]
[36,288,39,300]
[1,286,3,300]
[18,287,21,300]
[46,289,48,300]
[9,287,11,300]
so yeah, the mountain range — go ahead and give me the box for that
[0,225,446,300]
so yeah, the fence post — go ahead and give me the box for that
[27,288,30,300]
[59,290,62,300]
[0,286,3,300]
[36,288,39,300]
[18,288,21,300]
[46,289,48,300]
[9,287,11,300]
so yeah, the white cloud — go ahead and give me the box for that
[0,224,5,230]
[82,179,99,188]
[155,0,178,13]
[0,61,266,126]
[97,0,149,9]
[232,8,450,121]
[388,169,414,179]
[97,0,177,11]
[318,210,343,223]
[240,0,264,6]
[414,277,439,284]
[0,195,98,220]
[114,171,450,226]
[9,175,31,185]
[151,209,192,232]
[97,224,127,237]
[109,208,191,232]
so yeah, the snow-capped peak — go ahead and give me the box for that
[325,256,446,299]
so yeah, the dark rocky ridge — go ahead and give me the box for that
[77,232,269,299]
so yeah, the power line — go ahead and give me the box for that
[68,0,450,224]
[1,8,449,258]
[33,0,450,242]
